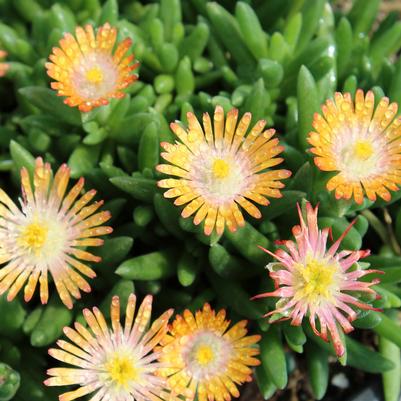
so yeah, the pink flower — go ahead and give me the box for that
[253,202,382,357]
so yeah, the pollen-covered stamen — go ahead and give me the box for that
[85,66,104,84]
[105,354,138,389]
[71,53,119,101]
[18,222,48,254]
[212,159,230,179]
[338,137,380,182]
[194,344,214,365]
[294,257,339,303]
[353,140,374,160]
[183,331,231,380]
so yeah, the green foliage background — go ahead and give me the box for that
[0,0,400,400]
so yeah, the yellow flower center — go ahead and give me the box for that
[105,355,137,389]
[195,344,215,366]
[212,159,230,179]
[86,66,104,84]
[353,140,373,160]
[295,258,337,303]
[18,222,48,253]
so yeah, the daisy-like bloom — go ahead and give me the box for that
[46,23,139,112]
[0,157,112,309]
[157,106,291,235]
[45,294,175,401]
[0,50,9,77]
[308,89,401,204]
[252,202,382,357]
[157,303,261,401]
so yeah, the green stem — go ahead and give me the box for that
[382,208,401,256]
[361,209,388,244]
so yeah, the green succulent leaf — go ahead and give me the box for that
[18,87,81,126]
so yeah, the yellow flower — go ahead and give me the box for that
[0,158,112,308]
[46,23,139,112]
[0,50,9,77]
[157,106,291,235]
[158,303,261,401]
[308,89,401,204]
[46,294,175,401]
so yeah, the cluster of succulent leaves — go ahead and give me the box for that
[0,0,401,400]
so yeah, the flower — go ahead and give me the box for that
[308,89,401,204]
[252,202,382,357]
[46,23,139,112]
[157,303,261,401]
[0,50,9,77]
[0,157,112,308]
[157,106,291,235]
[45,294,174,401]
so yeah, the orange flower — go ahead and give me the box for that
[158,303,261,401]
[308,89,401,204]
[46,23,139,112]
[157,106,291,235]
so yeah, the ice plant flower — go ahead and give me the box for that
[157,303,261,401]
[0,50,9,77]
[252,202,382,357]
[45,294,174,401]
[0,158,112,308]
[308,89,401,204]
[46,23,139,112]
[157,106,291,235]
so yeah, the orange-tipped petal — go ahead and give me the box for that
[252,202,381,358]
[46,23,139,112]
[46,295,172,400]
[308,89,401,204]
[158,303,260,401]
[0,158,111,308]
